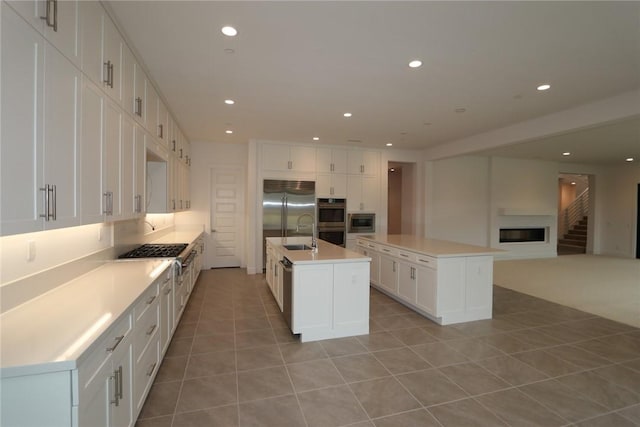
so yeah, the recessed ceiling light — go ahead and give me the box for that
[224,99,235,105]
[571,181,576,185]
[537,84,551,91]
[386,143,393,147]
[454,107,466,113]
[389,168,396,172]
[343,113,352,118]
[408,60,422,68]
[221,26,237,37]
[562,152,571,156]
[626,157,634,162]
[225,130,233,134]
[313,137,319,141]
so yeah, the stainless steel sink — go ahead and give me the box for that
[283,244,312,250]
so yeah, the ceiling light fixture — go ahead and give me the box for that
[386,143,393,147]
[225,130,233,134]
[537,84,551,91]
[224,99,235,105]
[626,157,634,162]
[562,152,571,156]
[408,60,422,68]
[313,137,319,141]
[221,26,237,37]
[571,181,576,185]
[343,113,352,118]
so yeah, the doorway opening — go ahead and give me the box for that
[557,173,591,255]
[387,162,416,235]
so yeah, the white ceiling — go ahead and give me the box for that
[107,1,640,163]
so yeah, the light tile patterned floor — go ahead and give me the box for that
[136,268,640,427]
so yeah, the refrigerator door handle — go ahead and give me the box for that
[281,195,286,238]
[283,194,288,237]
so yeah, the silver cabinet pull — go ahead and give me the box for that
[110,366,121,406]
[163,287,172,295]
[106,335,125,352]
[158,124,163,139]
[179,148,183,159]
[40,0,57,32]
[172,140,176,152]
[146,362,157,377]
[146,295,156,305]
[287,160,292,169]
[392,261,396,272]
[103,191,113,215]
[109,62,114,88]
[146,324,157,336]
[40,185,54,221]
[103,61,111,86]
[51,185,57,220]
[400,253,409,258]
[360,164,364,173]
[135,97,143,117]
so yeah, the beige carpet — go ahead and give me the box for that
[494,255,640,327]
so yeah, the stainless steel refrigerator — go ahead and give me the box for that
[263,180,316,267]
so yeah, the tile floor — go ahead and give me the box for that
[136,268,640,427]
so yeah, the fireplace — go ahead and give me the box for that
[499,227,546,243]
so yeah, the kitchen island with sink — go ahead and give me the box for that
[265,237,371,342]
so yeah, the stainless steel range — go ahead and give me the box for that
[118,243,196,274]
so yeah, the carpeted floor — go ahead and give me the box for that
[494,255,640,328]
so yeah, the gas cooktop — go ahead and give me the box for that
[118,243,188,259]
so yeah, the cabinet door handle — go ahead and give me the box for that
[135,97,142,117]
[39,185,49,220]
[103,61,111,86]
[410,267,415,280]
[400,253,409,258]
[158,124,163,138]
[109,62,114,88]
[330,163,334,172]
[360,202,364,211]
[179,148,183,159]
[40,0,57,32]
[163,287,172,295]
[146,324,157,336]
[360,165,364,173]
[172,140,176,152]
[146,295,157,305]
[51,185,57,220]
[110,366,121,406]
[146,362,157,377]
[392,261,396,272]
[288,160,292,170]
[106,335,125,352]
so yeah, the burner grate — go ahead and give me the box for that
[119,243,188,259]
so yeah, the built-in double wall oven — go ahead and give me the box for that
[317,198,346,247]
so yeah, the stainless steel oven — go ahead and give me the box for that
[348,213,376,233]
[317,198,346,247]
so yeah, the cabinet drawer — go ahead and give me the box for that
[416,255,437,269]
[397,250,416,263]
[78,312,132,390]
[363,241,378,251]
[133,299,159,363]
[378,245,398,257]
[133,282,159,322]
[134,334,159,414]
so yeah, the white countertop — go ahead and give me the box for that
[0,259,172,378]
[267,237,370,265]
[360,235,503,257]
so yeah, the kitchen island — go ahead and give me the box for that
[356,235,502,325]
[266,237,371,342]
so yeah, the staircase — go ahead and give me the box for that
[558,216,588,254]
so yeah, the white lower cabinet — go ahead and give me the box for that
[77,313,133,427]
[379,255,399,294]
[357,237,493,325]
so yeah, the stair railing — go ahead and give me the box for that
[560,188,589,237]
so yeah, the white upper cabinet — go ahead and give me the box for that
[347,175,379,213]
[1,4,81,236]
[122,44,136,118]
[316,147,347,174]
[262,143,316,173]
[7,0,80,66]
[316,174,347,198]
[144,83,159,136]
[133,61,146,124]
[347,150,379,176]
[157,99,168,143]
[80,1,122,103]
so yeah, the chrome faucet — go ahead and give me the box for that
[296,214,317,250]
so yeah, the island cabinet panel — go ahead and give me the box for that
[333,262,370,333]
[293,264,333,336]
[379,255,399,294]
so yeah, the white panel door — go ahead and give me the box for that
[209,166,245,268]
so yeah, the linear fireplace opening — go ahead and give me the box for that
[499,227,546,243]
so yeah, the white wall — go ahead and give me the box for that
[425,156,491,247]
[176,141,249,269]
[598,163,640,257]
